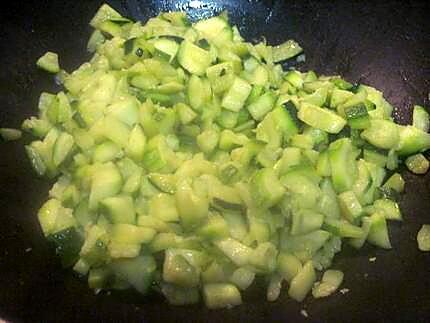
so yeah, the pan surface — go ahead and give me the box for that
[0,1,429,322]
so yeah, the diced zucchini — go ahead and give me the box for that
[277,252,302,282]
[412,105,429,132]
[367,212,392,249]
[328,138,357,193]
[37,52,60,73]
[396,125,430,156]
[417,225,430,251]
[344,103,370,129]
[349,216,372,249]
[250,168,285,209]
[405,153,429,174]
[111,255,157,294]
[361,120,399,149]
[0,128,22,141]
[230,267,255,290]
[177,40,212,75]
[203,283,242,309]
[89,162,123,210]
[100,195,136,224]
[298,103,346,134]
[312,270,344,298]
[337,191,363,225]
[272,40,303,62]
[163,249,200,287]
[222,77,252,112]
[288,260,316,302]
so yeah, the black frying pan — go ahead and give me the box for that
[1,1,429,322]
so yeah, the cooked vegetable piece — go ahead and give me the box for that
[203,283,242,309]
[272,40,303,62]
[288,260,316,302]
[417,225,430,251]
[412,105,429,132]
[37,52,60,73]
[312,269,344,298]
[20,4,430,309]
[0,128,22,141]
[405,153,429,174]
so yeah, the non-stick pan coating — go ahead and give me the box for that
[0,1,429,322]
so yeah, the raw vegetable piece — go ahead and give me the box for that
[37,52,60,73]
[0,128,22,141]
[312,269,344,298]
[417,225,430,251]
[405,153,429,174]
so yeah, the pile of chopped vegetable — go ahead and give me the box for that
[19,4,430,309]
